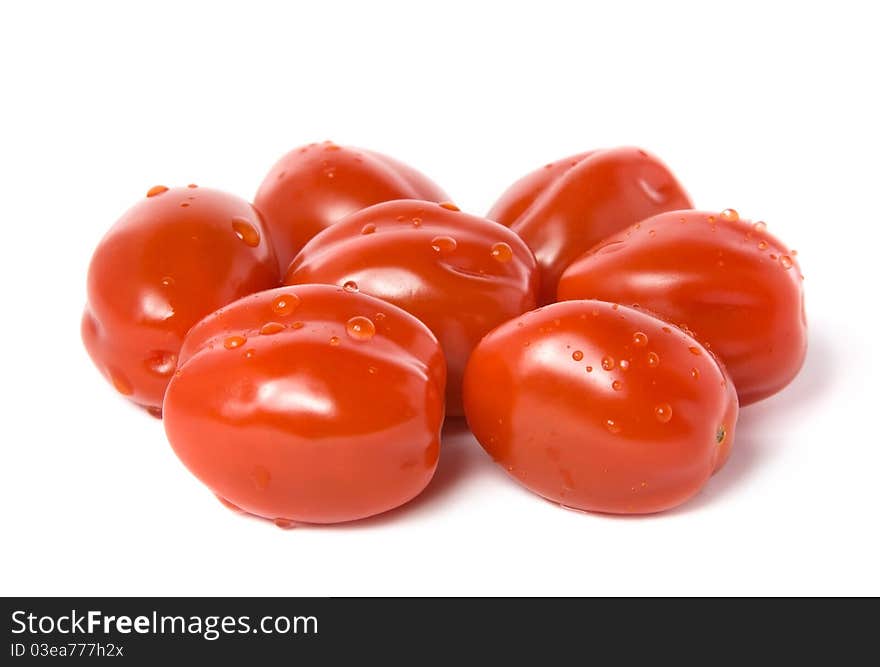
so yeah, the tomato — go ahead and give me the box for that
[488,147,692,304]
[82,185,280,414]
[284,199,539,415]
[557,209,806,405]
[163,284,446,525]
[462,300,738,514]
[255,141,449,272]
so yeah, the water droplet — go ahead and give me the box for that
[716,425,727,444]
[274,518,296,529]
[180,202,190,208]
[646,351,660,367]
[585,366,593,372]
[343,280,359,292]
[272,293,300,316]
[779,255,793,269]
[757,240,768,251]
[688,346,701,355]
[374,312,386,322]
[707,215,716,223]
[396,215,406,222]
[690,367,700,380]
[611,303,619,310]
[146,185,168,197]
[601,356,615,371]
[160,276,175,287]
[328,336,340,346]
[572,350,583,361]
[612,380,623,391]
[605,418,621,434]
[769,253,777,260]
[346,316,375,341]
[661,326,671,334]
[251,465,270,491]
[187,183,198,189]
[753,221,767,231]
[109,369,133,395]
[260,322,284,335]
[224,335,246,350]
[244,349,256,360]
[145,350,176,376]
[632,332,648,346]
[648,229,656,237]
[654,403,673,423]
[439,201,460,211]
[361,223,376,235]
[146,406,163,419]
[324,143,341,151]
[291,321,304,330]
[412,217,422,227]
[721,208,739,222]
[619,359,630,370]
[490,242,513,262]
[431,236,457,253]
[791,249,798,256]
[368,365,377,374]
[231,217,260,247]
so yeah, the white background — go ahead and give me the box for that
[1,1,877,596]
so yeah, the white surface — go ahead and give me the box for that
[1,1,877,596]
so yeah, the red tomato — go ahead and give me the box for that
[463,300,738,514]
[557,209,806,405]
[82,186,280,414]
[488,147,692,304]
[254,141,449,272]
[163,285,446,525]
[284,199,539,415]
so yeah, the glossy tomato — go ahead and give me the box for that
[163,285,446,525]
[488,147,692,304]
[82,185,279,414]
[463,300,738,514]
[284,199,539,415]
[255,141,449,272]
[557,209,806,405]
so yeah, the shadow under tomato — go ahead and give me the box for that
[337,417,495,530]
[665,323,834,517]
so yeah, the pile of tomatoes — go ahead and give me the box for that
[83,143,806,524]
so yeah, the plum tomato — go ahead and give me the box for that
[462,300,738,514]
[254,141,449,272]
[487,147,692,304]
[557,209,806,405]
[82,185,280,414]
[284,199,539,415]
[163,285,446,525]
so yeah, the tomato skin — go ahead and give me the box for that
[163,285,446,525]
[254,142,449,272]
[488,147,692,304]
[284,199,539,416]
[82,186,280,413]
[487,151,596,225]
[557,210,806,405]
[462,300,738,514]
